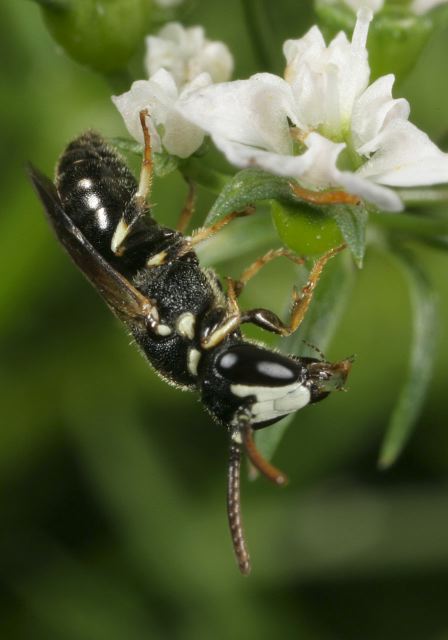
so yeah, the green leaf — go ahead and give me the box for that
[332,205,369,268]
[207,168,368,265]
[108,138,179,177]
[256,251,355,463]
[206,168,294,225]
[109,137,143,156]
[153,151,179,178]
[378,249,438,469]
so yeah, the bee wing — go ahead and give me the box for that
[28,164,154,326]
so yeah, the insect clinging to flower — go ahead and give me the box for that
[29,110,352,575]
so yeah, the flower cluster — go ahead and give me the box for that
[113,22,233,158]
[113,14,448,212]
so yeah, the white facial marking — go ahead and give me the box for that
[187,348,201,376]
[78,178,93,189]
[156,324,172,336]
[176,312,196,340]
[231,381,300,401]
[147,251,167,266]
[230,382,311,424]
[111,218,129,253]
[95,207,108,230]
[274,387,310,412]
[87,193,100,210]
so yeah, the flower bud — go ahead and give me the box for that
[37,0,153,74]
[271,201,343,256]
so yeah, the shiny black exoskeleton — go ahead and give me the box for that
[29,125,351,575]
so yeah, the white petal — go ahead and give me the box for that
[165,73,212,158]
[189,41,233,84]
[283,10,371,137]
[145,22,233,88]
[112,70,177,151]
[211,135,315,177]
[163,111,206,158]
[210,131,345,190]
[178,73,297,155]
[112,69,206,158]
[299,133,346,187]
[356,120,448,186]
[352,74,410,152]
[336,170,404,211]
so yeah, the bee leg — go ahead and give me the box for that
[202,249,305,347]
[239,416,288,486]
[229,247,307,298]
[112,109,154,255]
[290,182,361,206]
[187,206,256,248]
[176,178,197,233]
[238,244,346,337]
[135,109,154,205]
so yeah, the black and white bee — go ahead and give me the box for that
[29,111,352,575]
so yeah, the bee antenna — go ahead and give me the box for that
[227,441,251,576]
[302,339,326,361]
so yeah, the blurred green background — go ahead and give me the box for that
[2,1,448,639]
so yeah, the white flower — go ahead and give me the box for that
[178,9,448,211]
[145,22,233,89]
[112,69,210,158]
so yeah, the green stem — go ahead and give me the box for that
[179,158,231,195]
[241,0,275,71]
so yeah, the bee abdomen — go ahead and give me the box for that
[55,132,137,258]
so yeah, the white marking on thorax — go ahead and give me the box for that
[176,312,196,340]
[147,251,167,267]
[187,348,201,376]
[231,430,243,445]
[78,178,93,189]
[230,381,311,424]
[96,207,108,230]
[156,324,172,337]
[111,218,129,254]
[87,193,100,210]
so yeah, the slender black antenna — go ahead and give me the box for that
[227,441,251,576]
[302,338,326,361]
